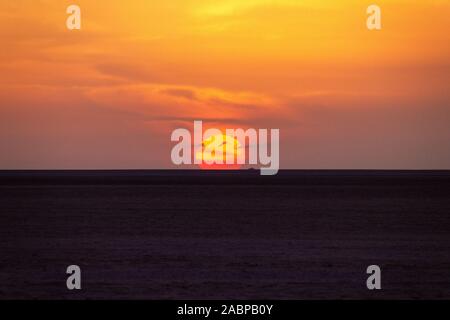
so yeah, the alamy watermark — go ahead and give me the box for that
[66,4,382,31]
[66,5,81,30]
[367,4,382,30]
[171,121,280,175]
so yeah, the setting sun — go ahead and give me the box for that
[196,134,242,170]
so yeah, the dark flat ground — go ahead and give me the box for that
[1,170,450,299]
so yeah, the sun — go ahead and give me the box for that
[196,134,242,170]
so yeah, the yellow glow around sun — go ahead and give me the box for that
[195,134,242,166]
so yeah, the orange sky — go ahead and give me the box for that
[1,0,449,169]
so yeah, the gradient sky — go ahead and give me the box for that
[1,0,449,169]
